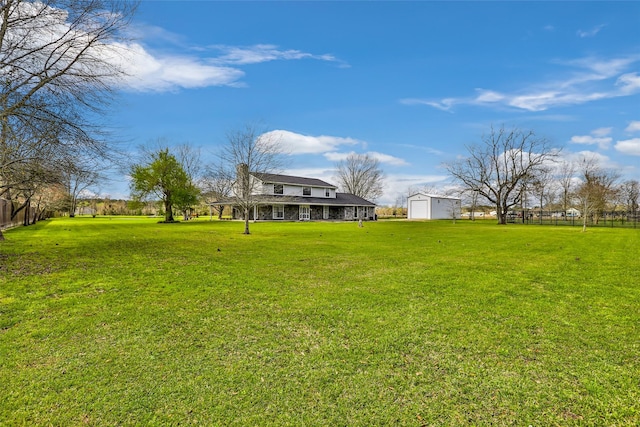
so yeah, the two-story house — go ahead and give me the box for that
[227,169,376,221]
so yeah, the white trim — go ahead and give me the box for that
[299,205,310,221]
[273,205,284,219]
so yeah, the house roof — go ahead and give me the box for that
[251,172,337,189]
[334,193,376,206]
[214,193,376,207]
[259,193,375,207]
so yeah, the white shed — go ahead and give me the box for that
[407,193,461,220]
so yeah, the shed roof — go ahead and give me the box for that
[408,192,461,201]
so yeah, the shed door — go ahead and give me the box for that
[410,200,428,219]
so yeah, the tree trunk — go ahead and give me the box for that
[22,200,30,226]
[243,208,250,234]
[164,200,174,222]
[496,204,507,225]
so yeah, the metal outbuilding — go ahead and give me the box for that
[407,193,461,220]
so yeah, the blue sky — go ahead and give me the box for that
[106,1,640,205]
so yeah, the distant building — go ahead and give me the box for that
[220,170,376,221]
[407,193,461,220]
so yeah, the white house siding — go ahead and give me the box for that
[280,184,333,198]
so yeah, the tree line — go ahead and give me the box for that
[0,0,135,239]
[1,1,636,239]
[445,126,638,230]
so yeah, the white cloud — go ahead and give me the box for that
[323,151,350,161]
[568,150,615,168]
[400,98,456,112]
[365,151,408,166]
[616,73,640,94]
[475,89,505,103]
[209,44,339,65]
[406,54,640,112]
[117,40,342,92]
[615,138,640,156]
[323,151,408,166]
[120,45,246,91]
[263,130,361,155]
[591,127,612,137]
[570,135,612,150]
[569,128,613,150]
[625,121,640,133]
[507,91,563,111]
[577,24,606,38]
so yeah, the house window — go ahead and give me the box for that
[325,188,330,197]
[274,184,283,195]
[303,187,311,196]
[273,205,284,219]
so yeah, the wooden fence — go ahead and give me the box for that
[0,198,39,230]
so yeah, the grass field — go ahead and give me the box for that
[0,217,638,426]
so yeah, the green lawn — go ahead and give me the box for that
[1,217,638,426]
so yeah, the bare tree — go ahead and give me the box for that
[556,160,576,220]
[174,144,201,220]
[334,153,384,202]
[445,125,557,225]
[620,179,639,220]
[59,157,102,217]
[0,0,136,239]
[218,124,284,234]
[443,189,462,223]
[455,187,481,220]
[200,162,234,220]
[574,156,620,232]
[529,166,553,223]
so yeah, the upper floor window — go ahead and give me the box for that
[325,188,330,197]
[303,187,311,196]
[274,184,283,195]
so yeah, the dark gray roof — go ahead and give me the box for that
[214,193,375,207]
[251,172,337,189]
[334,193,376,206]
[258,193,375,207]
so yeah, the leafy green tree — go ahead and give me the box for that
[130,149,199,222]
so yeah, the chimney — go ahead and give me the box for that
[236,163,249,197]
